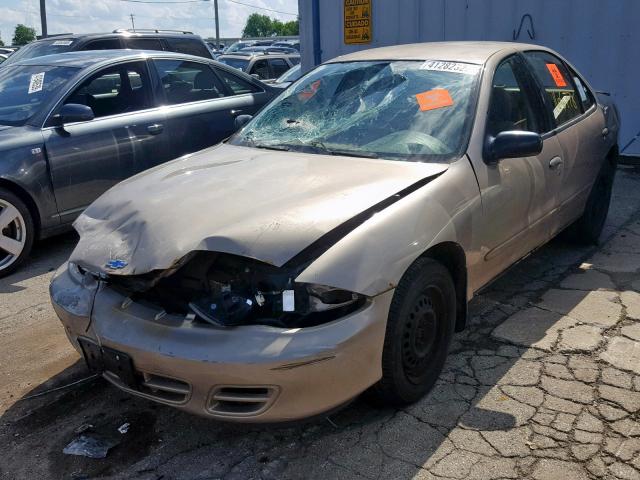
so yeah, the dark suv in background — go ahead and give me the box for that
[2,29,213,66]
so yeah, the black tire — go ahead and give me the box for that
[372,257,456,405]
[0,188,35,278]
[567,158,616,245]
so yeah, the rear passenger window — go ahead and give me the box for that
[165,38,212,59]
[568,67,595,111]
[81,39,121,51]
[269,58,290,77]
[524,51,582,126]
[126,38,164,51]
[488,57,540,136]
[251,59,270,79]
[153,59,225,105]
[215,68,260,95]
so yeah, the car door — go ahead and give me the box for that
[268,58,291,79]
[522,51,608,228]
[470,54,565,289]
[249,58,271,81]
[42,60,169,223]
[152,58,268,158]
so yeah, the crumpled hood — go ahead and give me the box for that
[70,143,448,275]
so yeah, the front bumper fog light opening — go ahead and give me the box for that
[207,385,279,417]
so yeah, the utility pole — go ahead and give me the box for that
[214,0,220,49]
[39,0,48,38]
[129,13,136,30]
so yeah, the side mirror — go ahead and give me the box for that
[485,131,543,163]
[53,103,94,126]
[234,114,253,131]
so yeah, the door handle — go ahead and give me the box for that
[230,109,243,117]
[146,123,164,135]
[549,157,563,170]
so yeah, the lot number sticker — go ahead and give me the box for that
[416,89,454,112]
[344,0,372,45]
[421,60,480,76]
[28,72,45,94]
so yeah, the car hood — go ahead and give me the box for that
[70,143,449,276]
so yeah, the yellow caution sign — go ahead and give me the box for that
[344,0,372,45]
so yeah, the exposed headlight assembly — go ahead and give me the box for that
[118,252,366,328]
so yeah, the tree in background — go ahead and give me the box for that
[13,24,36,45]
[242,14,299,38]
[0,38,5,47]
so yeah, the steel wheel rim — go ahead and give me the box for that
[0,199,26,270]
[401,287,445,385]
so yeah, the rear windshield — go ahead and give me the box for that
[218,57,249,72]
[0,65,78,126]
[3,39,76,65]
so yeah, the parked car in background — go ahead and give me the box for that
[217,52,300,82]
[272,41,300,51]
[2,29,213,67]
[0,50,275,276]
[272,63,302,88]
[0,48,16,56]
[239,45,298,55]
[50,42,619,421]
[0,54,7,64]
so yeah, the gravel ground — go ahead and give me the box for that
[1,166,640,480]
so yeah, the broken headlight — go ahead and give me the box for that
[125,252,366,328]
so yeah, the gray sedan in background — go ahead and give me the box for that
[51,42,619,422]
[0,50,275,276]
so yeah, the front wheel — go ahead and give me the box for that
[372,257,456,405]
[0,188,34,278]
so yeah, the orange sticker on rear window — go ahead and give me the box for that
[545,63,567,87]
[415,89,454,111]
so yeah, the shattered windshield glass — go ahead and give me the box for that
[230,60,481,162]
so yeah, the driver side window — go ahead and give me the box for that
[65,61,151,119]
[488,57,540,137]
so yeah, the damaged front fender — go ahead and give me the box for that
[50,262,100,346]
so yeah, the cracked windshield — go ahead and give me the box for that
[231,60,480,162]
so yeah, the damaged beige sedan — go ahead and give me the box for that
[51,42,619,421]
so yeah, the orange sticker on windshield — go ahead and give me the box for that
[415,89,454,111]
[546,63,567,87]
[298,80,321,102]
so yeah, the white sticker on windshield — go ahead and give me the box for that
[553,94,572,119]
[573,77,588,102]
[28,72,45,94]
[420,60,480,75]
[52,40,73,46]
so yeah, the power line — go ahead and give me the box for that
[116,0,297,16]
[224,0,297,16]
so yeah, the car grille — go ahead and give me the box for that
[207,386,278,417]
[137,373,191,403]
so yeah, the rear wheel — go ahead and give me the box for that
[0,189,34,278]
[567,159,615,245]
[372,257,456,405]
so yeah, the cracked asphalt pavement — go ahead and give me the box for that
[2,166,640,480]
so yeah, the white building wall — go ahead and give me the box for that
[299,0,640,155]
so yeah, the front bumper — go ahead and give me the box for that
[50,262,393,422]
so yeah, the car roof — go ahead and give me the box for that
[219,52,299,60]
[35,30,202,41]
[11,49,210,68]
[328,41,544,65]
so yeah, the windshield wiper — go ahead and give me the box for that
[252,143,291,152]
[304,140,378,159]
[327,149,378,159]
